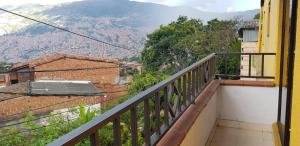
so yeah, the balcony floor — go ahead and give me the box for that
[208,121,275,146]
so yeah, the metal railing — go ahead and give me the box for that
[215,52,276,79]
[48,54,216,146]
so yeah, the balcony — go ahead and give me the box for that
[48,53,279,146]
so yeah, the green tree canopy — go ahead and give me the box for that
[141,16,240,73]
[0,61,6,72]
[254,13,260,19]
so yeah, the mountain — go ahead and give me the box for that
[0,0,259,63]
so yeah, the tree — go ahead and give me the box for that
[254,13,260,19]
[141,16,204,73]
[0,61,6,72]
[141,16,240,74]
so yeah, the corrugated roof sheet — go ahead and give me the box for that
[29,81,104,96]
[0,81,104,96]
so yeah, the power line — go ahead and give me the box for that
[0,8,132,51]
[0,96,87,121]
[0,106,82,129]
[0,90,128,123]
[0,94,27,102]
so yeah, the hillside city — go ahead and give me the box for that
[0,0,300,146]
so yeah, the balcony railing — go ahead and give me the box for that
[48,54,216,146]
[215,52,276,79]
[48,52,276,146]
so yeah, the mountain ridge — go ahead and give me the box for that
[0,0,259,63]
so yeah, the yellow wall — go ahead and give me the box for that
[258,0,289,86]
[290,1,300,145]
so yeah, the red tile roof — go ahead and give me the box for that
[11,53,119,70]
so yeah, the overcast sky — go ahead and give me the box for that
[0,0,260,12]
[131,0,260,12]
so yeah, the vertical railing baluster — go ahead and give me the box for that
[164,87,169,126]
[225,55,228,77]
[90,131,99,146]
[130,108,138,146]
[177,78,182,112]
[212,56,216,79]
[200,64,203,90]
[261,54,265,77]
[249,54,252,77]
[182,74,187,108]
[195,67,199,94]
[113,117,121,146]
[208,59,211,81]
[144,98,151,146]
[193,70,196,101]
[155,92,161,135]
[187,71,191,104]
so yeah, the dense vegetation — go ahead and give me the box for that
[0,16,241,145]
[0,61,6,72]
[142,16,240,75]
[254,13,260,19]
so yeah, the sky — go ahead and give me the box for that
[131,0,261,12]
[0,0,83,7]
[0,0,260,12]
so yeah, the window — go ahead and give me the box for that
[11,79,18,84]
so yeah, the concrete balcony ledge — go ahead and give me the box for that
[157,80,278,146]
[157,80,220,146]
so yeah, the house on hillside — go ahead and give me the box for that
[8,53,120,85]
[0,80,106,121]
[0,74,9,88]
[5,53,128,101]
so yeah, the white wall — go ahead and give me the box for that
[180,92,217,146]
[217,86,278,124]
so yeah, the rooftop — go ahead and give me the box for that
[0,80,103,96]
[10,53,119,70]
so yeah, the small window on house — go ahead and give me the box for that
[267,1,271,37]
[242,48,244,52]
[241,66,243,69]
[11,79,18,84]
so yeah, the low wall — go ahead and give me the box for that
[180,92,217,146]
[217,85,278,124]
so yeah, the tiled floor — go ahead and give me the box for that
[208,121,275,146]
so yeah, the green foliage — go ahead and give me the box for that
[216,38,241,79]
[141,16,240,74]
[254,13,260,19]
[0,61,6,72]
[0,106,99,146]
[129,72,169,93]
[142,16,204,72]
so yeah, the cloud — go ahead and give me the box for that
[131,0,260,12]
[0,0,83,7]
[226,7,234,12]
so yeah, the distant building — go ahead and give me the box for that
[120,62,143,83]
[0,81,106,120]
[0,54,129,121]
[8,53,120,85]
[238,21,260,79]
[0,74,9,88]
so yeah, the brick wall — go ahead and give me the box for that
[95,83,128,99]
[0,75,5,86]
[34,58,119,84]
[0,95,117,120]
